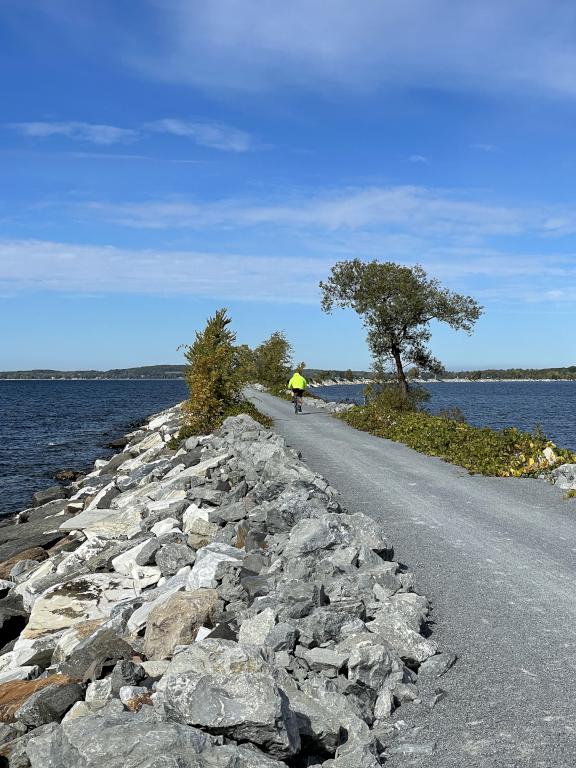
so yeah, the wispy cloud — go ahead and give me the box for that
[8,121,138,145]
[409,155,429,165]
[1,238,574,306]
[7,118,255,153]
[119,0,576,99]
[147,119,254,152]
[82,185,553,239]
[0,239,326,302]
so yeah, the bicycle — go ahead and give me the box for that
[291,390,303,414]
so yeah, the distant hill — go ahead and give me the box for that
[441,366,576,381]
[0,365,186,380]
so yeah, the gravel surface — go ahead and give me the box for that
[246,388,576,767]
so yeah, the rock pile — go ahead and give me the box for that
[301,396,355,415]
[0,403,452,767]
[551,463,576,492]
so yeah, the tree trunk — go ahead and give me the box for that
[392,348,409,397]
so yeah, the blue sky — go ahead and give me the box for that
[1,0,576,371]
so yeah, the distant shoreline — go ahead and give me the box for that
[0,377,186,382]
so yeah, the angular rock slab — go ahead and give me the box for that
[163,670,300,758]
[59,505,142,539]
[157,639,270,691]
[143,589,219,660]
[187,542,245,590]
[22,573,138,639]
[24,709,216,768]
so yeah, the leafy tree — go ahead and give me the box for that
[344,368,354,381]
[181,308,242,433]
[235,344,258,383]
[296,361,307,374]
[320,260,482,396]
[254,331,293,390]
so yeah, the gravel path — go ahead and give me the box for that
[246,388,576,767]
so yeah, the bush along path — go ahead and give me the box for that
[0,404,453,767]
[298,388,576,486]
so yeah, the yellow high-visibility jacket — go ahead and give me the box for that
[288,372,307,390]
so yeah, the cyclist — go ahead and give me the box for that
[288,370,307,413]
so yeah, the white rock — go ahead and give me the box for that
[238,608,276,646]
[111,540,154,575]
[56,537,108,575]
[68,485,100,502]
[187,542,245,591]
[84,481,117,511]
[119,685,149,707]
[13,560,57,611]
[59,503,143,539]
[151,518,181,536]
[141,659,170,678]
[11,634,64,668]
[129,431,164,455]
[162,464,186,480]
[148,412,174,431]
[194,626,212,642]
[94,459,108,470]
[85,678,113,709]
[23,573,138,639]
[0,666,41,685]
[126,567,191,635]
[146,492,186,516]
[182,504,209,533]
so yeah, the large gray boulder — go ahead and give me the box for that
[24,709,216,768]
[32,486,67,507]
[163,671,300,758]
[157,640,271,688]
[363,592,437,663]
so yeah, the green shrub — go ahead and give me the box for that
[254,331,293,391]
[340,399,576,477]
[181,308,243,435]
[365,383,430,411]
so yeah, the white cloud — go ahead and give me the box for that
[1,238,574,307]
[0,239,326,302]
[83,185,554,240]
[123,0,576,98]
[147,118,254,152]
[409,155,429,164]
[8,121,138,145]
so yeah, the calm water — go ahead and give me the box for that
[0,380,187,516]
[315,381,576,450]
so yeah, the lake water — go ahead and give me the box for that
[1,378,574,518]
[314,381,576,450]
[0,379,187,516]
